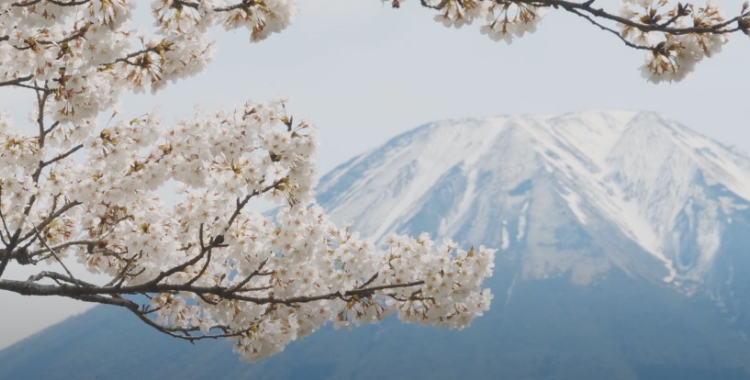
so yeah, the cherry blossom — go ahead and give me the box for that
[0,0,494,362]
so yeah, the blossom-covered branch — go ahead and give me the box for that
[0,97,495,360]
[0,0,498,362]
[395,0,750,82]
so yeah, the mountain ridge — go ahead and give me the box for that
[318,110,750,291]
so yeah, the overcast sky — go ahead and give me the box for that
[1,0,749,350]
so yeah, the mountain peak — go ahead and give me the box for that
[318,110,750,290]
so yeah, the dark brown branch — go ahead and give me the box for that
[12,82,49,91]
[227,259,268,293]
[533,0,748,35]
[0,277,426,305]
[128,308,258,342]
[222,178,286,235]
[67,293,139,309]
[149,241,211,286]
[12,0,91,6]
[358,273,379,289]
[172,0,281,14]
[563,6,651,51]
[419,0,450,10]
[19,201,82,242]
[35,82,48,145]
[213,1,265,12]
[413,0,750,48]
[0,75,33,87]
[27,271,95,288]
[0,80,57,277]
[105,254,141,287]
[111,46,170,66]
[236,285,273,292]
[185,249,212,286]
[0,274,427,343]
[39,144,84,168]
[32,226,79,285]
[44,121,60,136]
[195,292,218,305]
[0,186,12,245]
[4,272,427,348]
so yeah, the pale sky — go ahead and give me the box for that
[1,0,749,350]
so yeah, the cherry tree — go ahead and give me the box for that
[0,0,497,361]
[0,0,746,362]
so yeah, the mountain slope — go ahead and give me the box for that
[2,110,750,379]
[319,110,750,291]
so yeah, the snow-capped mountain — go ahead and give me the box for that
[318,110,750,303]
[4,110,750,380]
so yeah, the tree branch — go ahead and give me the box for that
[533,0,748,35]
[0,186,12,245]
[32,226,79,286]
[0,75,33,87]
[227,259,269,293]
[27,271,96,288]
[12,0,91,7]
[39,144,84,168]
[19,201,82,242]
[562,6,652,51]
[0,277,426,305]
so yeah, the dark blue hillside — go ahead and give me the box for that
[2,265,750,380]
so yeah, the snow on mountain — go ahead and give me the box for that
[317,110,750,292]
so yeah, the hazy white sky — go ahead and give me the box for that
[1,0,749,350]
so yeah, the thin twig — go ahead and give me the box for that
[32,226,80,286]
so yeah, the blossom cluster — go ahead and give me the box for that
[413,0,547,44]
[0,0,296,126]
[620,0,733,82]
[0,98,495,360]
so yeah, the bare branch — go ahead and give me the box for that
[358,273,380,289]
[44,121,60,136]
[0,186,12,245]
[562,6,651,51]
[0,75,33,87]
[12,0,91,7]
[221,178,287,236]
[419,0,450,10]
[185,249,213,286]
[227,259,269,293]
[39,144,83,168]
